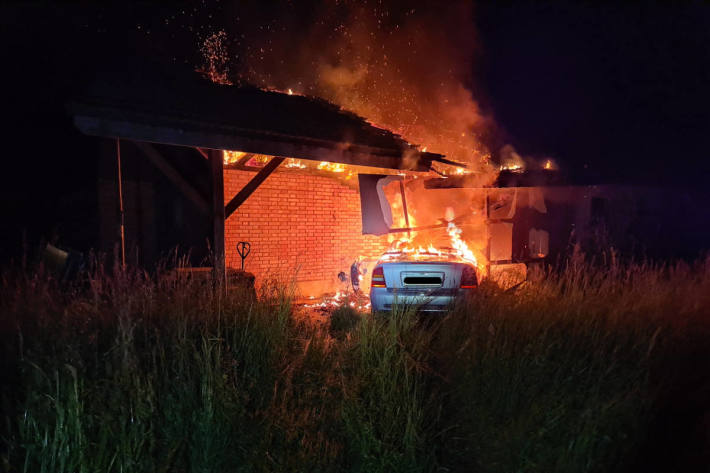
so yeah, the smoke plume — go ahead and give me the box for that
[220,1,497,178]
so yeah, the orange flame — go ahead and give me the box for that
[223,150,247,165]
[285,158,307,169]
[446,221,477,266]
[317,161,346,173]
[542,159,557,170]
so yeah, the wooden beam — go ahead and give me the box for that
[210,149,225,281]
[431,156,469,169]
[236,153,254,167]
[132,141,209,215]
[223,154,257,171]
[399,180,411,239]
[224,157,285,218]
[388,223,448,234]
[195,147,209,159]
[75,115,434,171]
[387,214,477,234]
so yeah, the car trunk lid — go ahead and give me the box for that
[380,262,459,290]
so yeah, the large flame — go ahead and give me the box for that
[446,222,477,266]
[378,179,485,270]
[384,223,479,268]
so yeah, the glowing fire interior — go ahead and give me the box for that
[380,178,484,271]
[224,150,358,180]
[223,149,485,277]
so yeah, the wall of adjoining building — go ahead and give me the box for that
[223,168,391,295]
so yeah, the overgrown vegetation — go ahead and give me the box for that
[1,256,708,472]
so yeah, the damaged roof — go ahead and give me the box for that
[69,63,443,171]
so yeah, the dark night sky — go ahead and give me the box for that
[0,1,709,260]
[475,2,710,186]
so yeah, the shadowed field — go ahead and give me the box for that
[1,256,708,472]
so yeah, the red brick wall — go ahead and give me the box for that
[224,169,390,294]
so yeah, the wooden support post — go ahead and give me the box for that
[399,180,411,239]
[485,189,491,277]
[116,138,126,268]
[210,149,226,282]
[224,156,285,218]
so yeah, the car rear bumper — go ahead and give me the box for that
[370,287,468,312]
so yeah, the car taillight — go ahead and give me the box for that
[371,266,386,288]
[460,265,478,289]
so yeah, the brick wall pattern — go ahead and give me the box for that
[224,169,391,293]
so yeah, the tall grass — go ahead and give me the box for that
[1,256,708,472]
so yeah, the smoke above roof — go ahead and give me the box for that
[201,1,499,180]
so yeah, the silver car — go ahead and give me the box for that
[369,250,478,313]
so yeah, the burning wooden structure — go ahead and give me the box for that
[70,67,708,296]
[70,69,458,293]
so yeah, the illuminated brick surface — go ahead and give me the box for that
[224,169,390,292]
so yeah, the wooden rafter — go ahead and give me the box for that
[194,147,209,160]
[224,157,285,218]
[132,141,209,214]
[74,114,435,171]
[223,153,257,171]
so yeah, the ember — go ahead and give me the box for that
[198,30,232,85]
[301,290,371,313]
